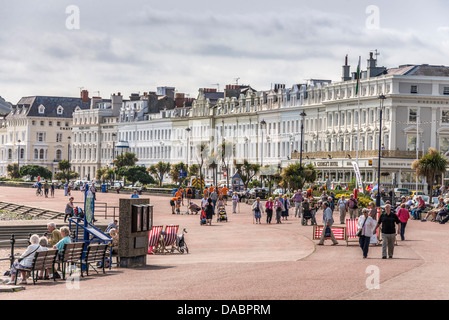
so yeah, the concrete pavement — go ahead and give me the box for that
[0,185,447,300]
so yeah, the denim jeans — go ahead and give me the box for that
[400,222,407,241]
[359,235,370,258]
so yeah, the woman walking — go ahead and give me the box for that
[204,198,214,226]
[281,195,290,221]
[252,197,262,224]
[265,197,274,224]
[275,197,283,224]
[64,197,75,223]
[357,208,377,259]
[397,203,410,241]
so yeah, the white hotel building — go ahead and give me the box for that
[68,52,449,189]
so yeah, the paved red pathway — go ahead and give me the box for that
[0,186,448,300]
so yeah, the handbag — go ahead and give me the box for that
[324,226,332,238]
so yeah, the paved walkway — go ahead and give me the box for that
[0,186,448,300]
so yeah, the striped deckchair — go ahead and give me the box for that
[159,225,179,254]
[148,225,163,254]
[313,225,347,241]
[346,219,359,246]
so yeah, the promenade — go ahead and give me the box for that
[0,186,448,300]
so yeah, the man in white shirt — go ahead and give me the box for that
[318,202,338,246]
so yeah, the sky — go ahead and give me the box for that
[2,0,449,104]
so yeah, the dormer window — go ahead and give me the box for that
[38,104,45,114]
[57,105,64,115]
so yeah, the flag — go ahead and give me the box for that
[355,56,361,96]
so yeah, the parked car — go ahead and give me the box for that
[394,188,410,198]
[410,190,426,197]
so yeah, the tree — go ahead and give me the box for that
[55,160,79,182]
[118,166,155,186]
[194,142,209,191]
[281,163,317,191]
[7,163,20,179]
[19,165,52,181]
[169,162,188,186]
[412,148,448,202]
[206,153,219,187]
[96,167,115,184]
[148,161,171,187]
[113,152,138,169]
[234,159,261,190]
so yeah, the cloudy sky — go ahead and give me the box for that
[2,0,449,103]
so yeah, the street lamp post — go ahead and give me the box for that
[17,140,21,174]
[299,111,306,168]
[185,127,191,174]
[260,120,267,167]
[377,94,386,208]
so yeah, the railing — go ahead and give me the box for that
[73,202,119,220]
[0,234,31,267]
[292,150,424,160]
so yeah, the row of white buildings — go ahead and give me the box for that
[3,52,449,190]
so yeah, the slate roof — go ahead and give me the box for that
[385,64,449,77]
[10,96,91,118]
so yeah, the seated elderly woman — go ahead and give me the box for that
[6,234,42,285]
[53,226,72,253]
[422,197,445,222]
[109,228,119,254]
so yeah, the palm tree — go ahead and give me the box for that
[148,161,171,187]
[233,159,261,190]
[412,148,448,203]
[281,162,317,191]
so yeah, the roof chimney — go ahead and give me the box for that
[342,55,351,82]
[81,90,89,103]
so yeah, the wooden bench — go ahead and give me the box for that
[83,244,109,276]
[59,242,85,280]
[15,249,59,285]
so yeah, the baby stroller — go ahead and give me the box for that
[200,209,207,225]
[217,205,228,222]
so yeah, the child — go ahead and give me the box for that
[176,197,182,215]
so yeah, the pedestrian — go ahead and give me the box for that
[375,204,400,259]
[318,202,339,246]
[265,197,274,224]
[106,219,118,233]
[301,198,310,226]
[131,190,139,198]
[397,203,410,241]
[64,197,75,223]
[275,197,283,224]
[50,182,55,198]
[328,196,335,213]
[231,192,239,214]
[292,189,303,218]
[252,197,262,224]
[170,196,177,214]
[309,199,318,225]
[90,183,97,201]
[338,195,348,224]
[64,182,68,196]
[347,194,359,219]
[210,189,218,213]
[281,194,290,221]
[204,198,214,226]
[357,208,377,258]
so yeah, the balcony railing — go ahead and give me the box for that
[291,150,424,160]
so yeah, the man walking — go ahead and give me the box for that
[375,204,400,259]
[292,189,303,218]
[338,195,348,224]
[347,194,359,219]
[318,202,338,246]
